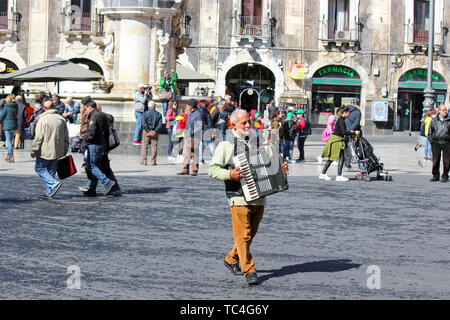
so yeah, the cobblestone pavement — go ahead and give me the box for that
[0,135,449,299]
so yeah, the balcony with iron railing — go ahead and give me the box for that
[70,12,92,32]
[406,23,445,52]
[0,11,8,30]
[234,15,272,44]
[319,19,359,48]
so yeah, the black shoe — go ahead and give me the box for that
[430,177,440,182]
[83,190,97,197]
[108,185,122,196]
[441,177,448,183]
[48,183,62,199]
[201,159,205,164]
[245,272,259,285]
[104,180,117,196]
[224,260,242,276]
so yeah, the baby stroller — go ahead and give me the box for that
[350,135,393,182]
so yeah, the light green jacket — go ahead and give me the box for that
[208,130,266,207]
[321,134,346,162]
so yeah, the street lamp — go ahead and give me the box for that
[422,0,435,123]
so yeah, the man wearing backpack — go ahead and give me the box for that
[282,112,298,163]
[82,100,117,196]
[296,109,311,163]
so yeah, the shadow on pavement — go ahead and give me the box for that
[258,259,361,283]
[123,187,171,195]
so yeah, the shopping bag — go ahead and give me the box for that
[57,155,77,180]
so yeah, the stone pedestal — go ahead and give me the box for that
[99,6,183,96]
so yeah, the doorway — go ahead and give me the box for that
[397,91,446,131]
[225,63,275,112]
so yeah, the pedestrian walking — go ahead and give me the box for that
[428,104,450,182]
[133,83,152,145]
[295,109,311,163]
[159,69,178,118]
[166,100,178,159]
[343,98,362,169]
[13,95,28,149]
[141,101,162,166]
[318,115,336,164]
[83,100,117,196]
[172,107,188,162]
[31,100,69,199]
[217,101,229,139]
[423,108,437,161]
[208,109,289,285]
[177,99,202,176]
[198,100,214,164]
[319,106,359,182]
[270,110,284,154]
[282,112,297,163]
[0,95,18,163]
[78,101,120,195]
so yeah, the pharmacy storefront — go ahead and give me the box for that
[311,65,361,127]
[396,68,447,132]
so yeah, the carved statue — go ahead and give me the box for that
[103,29,115,63]
[157,29,170,62]
[92,28,115,63]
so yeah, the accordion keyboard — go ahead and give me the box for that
[234,153,260,202]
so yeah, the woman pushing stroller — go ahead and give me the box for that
[319,106,360,182]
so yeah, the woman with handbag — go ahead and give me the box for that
[166,100,178,159]
[159,69,178,118]
[0,95,18,163]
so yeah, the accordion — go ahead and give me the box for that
[233,146,289,202]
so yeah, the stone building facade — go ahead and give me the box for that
[184,0,450,134]
[1,0,450,133]
[0,0,190,121]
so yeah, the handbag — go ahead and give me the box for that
[158,89,173,101]
[108,127,120,151]
[57,155,77,180]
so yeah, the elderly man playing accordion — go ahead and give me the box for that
[208,109,289,285]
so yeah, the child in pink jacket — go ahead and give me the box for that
[318,115,336,164]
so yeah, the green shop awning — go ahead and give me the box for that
[312,78,362,86]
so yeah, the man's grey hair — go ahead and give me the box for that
[230,109,249,124]
[15,95,22,102]
[148,101,156,109]
[66,97,73,103]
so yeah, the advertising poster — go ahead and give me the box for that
[372,101,389,122]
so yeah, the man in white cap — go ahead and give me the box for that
[133,83,152,145]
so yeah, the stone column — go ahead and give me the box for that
[115,16,152,94]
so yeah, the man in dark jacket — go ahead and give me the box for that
[282,112,298,163]
[14,95,28,149]
[343,99,362,168]
[141,101,162,166]
[428,104,450,182]
[199,101,214,163]
[52,95,66,116]
[84,100,116,196]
